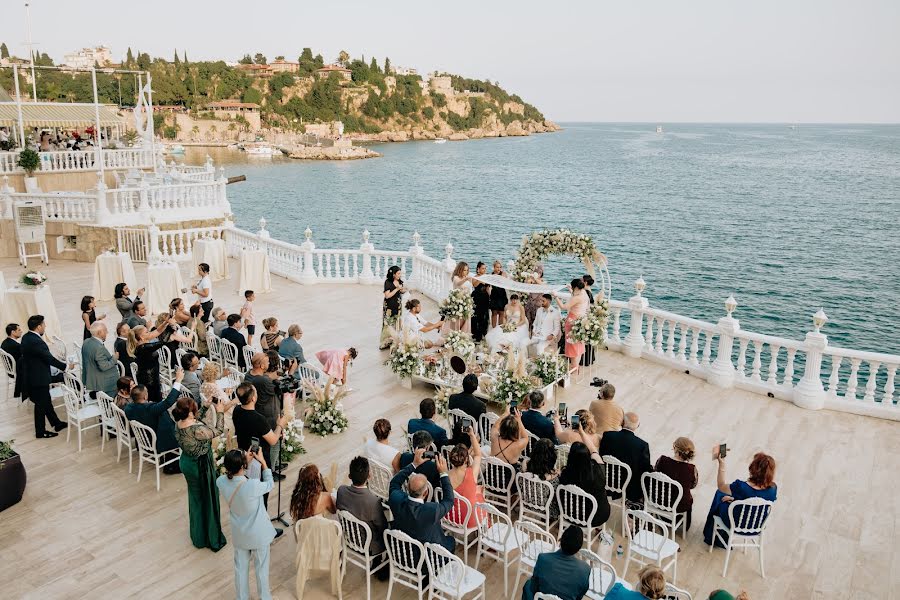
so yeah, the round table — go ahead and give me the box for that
[239,249,272,294]
[145,262,185,316]
[3,285,62,339]
[194,238,228,281]
[92,252,137,301]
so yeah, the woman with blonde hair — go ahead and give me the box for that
[604,565,666,599]
[553,409,602,448]
[654,436,699,530]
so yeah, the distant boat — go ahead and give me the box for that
[245,145,275,156]
[164,144,185,155]
[656,125,663,134]
[434,138,447,144]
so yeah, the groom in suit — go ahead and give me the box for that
[388,449,456,552]
[20,315,69,438]
[529,294,561,356]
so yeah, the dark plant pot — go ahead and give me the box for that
[0,452,27,512]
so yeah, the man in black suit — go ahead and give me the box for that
[520,390,558,444]
[522,526,591,600]
[221,313,249,369]
[388,449,455,552]
[448,373,486,445]
[20,315,69,438]
[1,323,23,400]
[598,411,652,505]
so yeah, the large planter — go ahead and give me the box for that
[0,452,27,512]
[23,176,40,193]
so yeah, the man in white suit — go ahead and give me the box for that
[529,294,561,356]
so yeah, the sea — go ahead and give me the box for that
[184,123,900,356]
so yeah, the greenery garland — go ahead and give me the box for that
[512,229,603,282]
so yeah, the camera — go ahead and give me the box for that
[590,377,609,388]
[274,374,301,395]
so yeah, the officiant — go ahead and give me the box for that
[470,262,491,342]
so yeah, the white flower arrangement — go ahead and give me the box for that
[570,299,610,348]
[213,435,228,475]
[302,379,350,437]
[20,271,48,287]
[433,385,459,418]
[531,352,569,385]
[280,420,307,464]
[445,330,476,358]
[501,321,519,334]
[439,289,474,320]
[385,332,422,379]
[511,229,604,282]
[491,351,541,407]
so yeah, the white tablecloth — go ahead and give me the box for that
[92,252,137,301]
[194,238,229,281]
[239,249,272,294]
[145,263,185,316]
[3,285,62,339]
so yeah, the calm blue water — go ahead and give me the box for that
[191,123,900,355]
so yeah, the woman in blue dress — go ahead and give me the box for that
[703,451,777,547]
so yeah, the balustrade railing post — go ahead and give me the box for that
[623,276,648,358]
[94,171,110,225]
[147,216,162,264]
[218,167,231,215]
[257,217,270,253]
[299,226,317,285]
[138,180,151,219]
[794,309,829,410]
[0,175,11,219]
[406,231,423,289]
[440,242,456,300]
[358,229,376,284]
[708,295,740,388]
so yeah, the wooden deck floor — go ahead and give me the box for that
[0,257,897,600]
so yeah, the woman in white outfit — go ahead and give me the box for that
[485,294,530,352]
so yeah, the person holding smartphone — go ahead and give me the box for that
[703,451,778,547]
[232,382,289,512]
[490,405,529,469]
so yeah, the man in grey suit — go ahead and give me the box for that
[336,456,389,580]
[81,322,119,398]
[522,526,591,600]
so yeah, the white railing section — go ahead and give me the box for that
[0,148,155,174]
[27,192,97,222]
[117,225,226,263]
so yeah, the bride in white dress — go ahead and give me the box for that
[442,261,474,334]
[485,294,529,352]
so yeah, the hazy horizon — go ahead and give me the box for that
[1,0,898,123]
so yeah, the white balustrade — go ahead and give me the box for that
[0,148,155,174]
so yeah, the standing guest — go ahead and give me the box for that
[528,294,561,356]
[580,274,597,367]
[363,418,401,471]
[447,432,485,528]
[211,307,228,337]
[604,565,667,599]
[336,457,389,579]
[245,353,283,478]
[381,265,405,350]
[125,374,184,473]
[708,591,751,600]
[290,464,337,520]
[470,261,491,342]
[241,290,257,345]
[522,526,590,600]
[553,279,589,373]
[181,352,202,400]
[2,323,23,399]
[114,322,131,373]
[222,314,249,369]
[128,323,172,403]
[582,274,595,305]
[599,412,652,506]
[449,261,474,333]
[187,304,208,357]
[259,318,284,351]
[126,300,149,329]
[654,437,699,531]
[114,283,144,323]
[232,382,287,511]
[315,347,357,397]
[559,434,610,529]
[489,260,508,328]
[408,397,450,449]
[389,450,456,551]
[278,324,306,368]
[20,315,70,438]
[520,390,558,443]
[81,322,119,398]
[174,393,228,551]
[524,263,545,329]
[114,376,134,408]
[703,452,777,547]
[170,298,191,326]
[191,262,214,323]
[81,295,105,340]
[217,448,277,600]
[589,383,624,436]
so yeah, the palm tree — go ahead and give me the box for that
[210,74,221,100]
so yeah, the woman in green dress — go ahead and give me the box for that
[173,394,227,551]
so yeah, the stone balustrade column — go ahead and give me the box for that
[441,242,456,300]
[147,217,162,264]
[299,226,317,285]
[138,180,151,218]
[0,175,12,219]
[623,277,649,358]
[794,309,829,410]
[94,171,110,225]
[406,231,423,290]
[708,295,740,388]
[218,167,231,214]
[358,229,376,284]
[257,217,270,253]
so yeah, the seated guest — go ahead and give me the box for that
[525,438,561,521]
[259,317,284,351]
[388,450,455,551]
[559,432,610,529]
[448,373,486,422]
[704,452,777,547]
[278,324,306,368]
[126,300,149,330]
[490,410,529,467]
[200,362,231,406]
[654,437,699,531]
[210,307,228,337]
[363,418,401,471]
[289,463,336,521]
[2,323,23,399]
[222,314,249,369]
[114,283,144,324]
[232,382,288,511]
[81,322,119,398]
[708,592,751,600]
[124,370,185,474]
[446,429,485,527]
[407,397,449,449]
[170,298,191,326]
[605,565,667,599]
[599,411,652,505]
[522,526,590,600]
[114,322,132,373]
[336,456,389,579]
[589,383,624,436]
[521,390,557,443]
[180,352,202,400]
[554,409,602,448]
[114,376,134,408]
[397,430,440,488]
[187,304,208,357]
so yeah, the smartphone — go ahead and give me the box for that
[461,418,474,433]
[570,415,580,429]
[558,402,567,417]
[249,436,260,455]
[510,400,518,414]
[422,451,436,460]
[717,443,728,460]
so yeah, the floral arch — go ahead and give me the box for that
[511,229,611,299]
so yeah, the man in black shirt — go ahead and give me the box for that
[245,351,283,477]
[232,382,287,508]
[396,430,440,488]
[221,314,249,369]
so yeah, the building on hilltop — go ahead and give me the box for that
[429,75,453,95]
[63,46,112,69]
[270,59,300,74]
[315,65,352,81]
[392,66,418,76]
[236,63,272,78]
[204,101,262,130]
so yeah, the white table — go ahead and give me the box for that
[3,285,62,339]
[193,238,228,281]
[145,263,185,315]
[92,252,137,301]
[239,249,272,294]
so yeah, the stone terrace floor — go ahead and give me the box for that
[0,257,897,600]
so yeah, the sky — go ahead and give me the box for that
[1,0,898,123]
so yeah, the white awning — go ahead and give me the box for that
[0,103,125,127]
[472,274,565,294]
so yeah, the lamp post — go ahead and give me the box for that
[623,276,649,358]
[794,308,829,410]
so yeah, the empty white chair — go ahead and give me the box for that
[338,510,388,600]
[437,492,478,565]
[556,484,603,549]
[642,471,687,539]
[130,420,181,491]
[708,496,775,578]
[623,509,679,583]
[473,502,517,596]
[116,360,125,377]
[0,348,17,401]
[534,594,564,600]
[481,456,518,513]
[174,348,188,366]
[580,548,633,599]
[367,458,393,500]
[157,345,173,389]
[517,472,557,531]
[478,412,498,444]
[384,529,427,600]
[96,392,118,453]
[111,404,135,472]
[424,541,486,600]
[62,383,102,452]
[602,454,632,537]
[554,443,570,472]
[179,326,197,352]
[63,370,92,404]
[129,361,139,383]
[512,519,558,595]
[242,345,254,372]
[663,582,693,600]
[220,338,240,373]
[207,334,222,366]
[297,362,325,400]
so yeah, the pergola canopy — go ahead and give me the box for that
[0,102,125,128]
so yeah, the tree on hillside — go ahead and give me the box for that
[337,50,349,67]
[137,52,151,70]
[173,50,180,65]
[275,55,285,61]
[125,47,134,66]
[0,43,9,59]
[183,50,188,64]
[242,87,262,104]
[239,54,253,65]
[253,53,267,65]
[314,54,324,69]
[369,57,379,74]
[384,57,391,74]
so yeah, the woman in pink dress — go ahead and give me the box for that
[446,428,485,528]
[315,347,358,396]
[554,278,589,372]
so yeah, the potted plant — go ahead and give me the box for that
[0,440,26,512]
[16,147,41,192]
